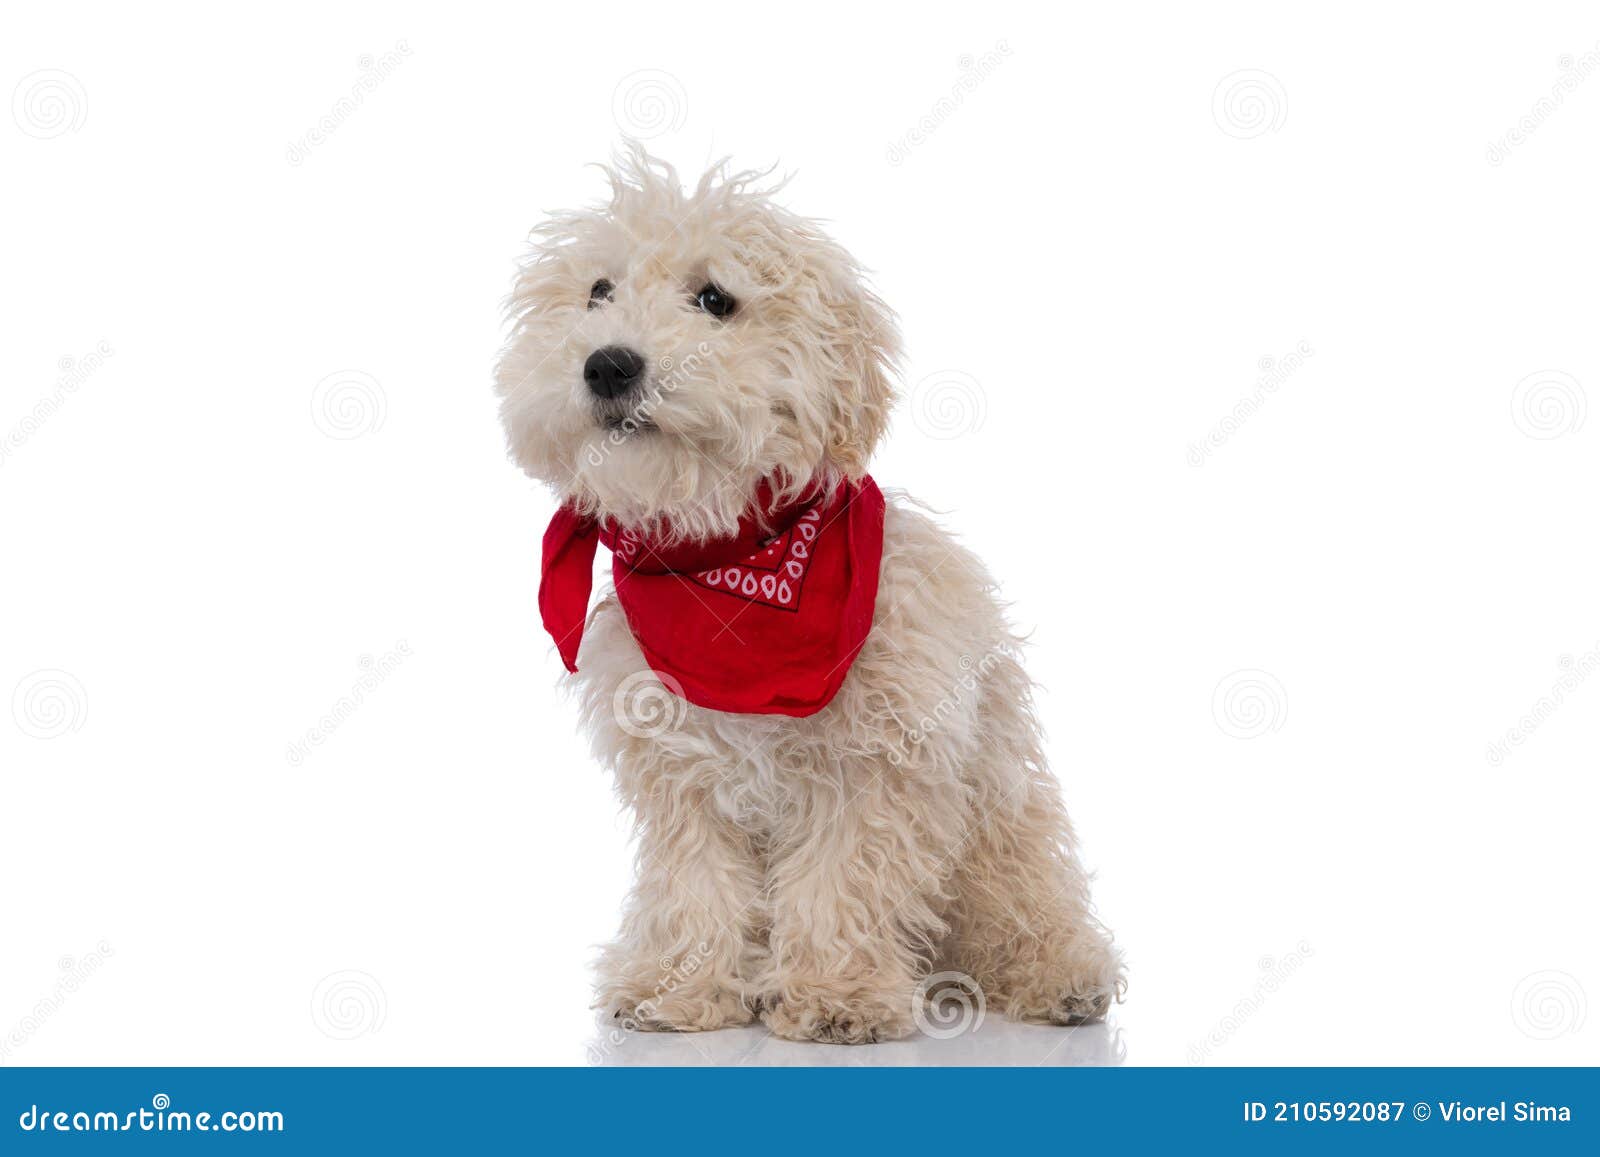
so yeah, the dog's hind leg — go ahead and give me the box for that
[942,745,1124,1025]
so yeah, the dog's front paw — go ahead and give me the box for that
[602,985,754,1033]
[1046,986,1115,1025]
[993,981,1118,1026]
[760,982,914,1045]
[993,937,1126,1025]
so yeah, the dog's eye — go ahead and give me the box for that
[588,279,614,309]
[695,283,736,318]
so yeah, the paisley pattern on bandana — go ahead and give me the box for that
[690,506,822,611]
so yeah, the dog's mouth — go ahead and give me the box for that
[594,395,660,436]
[600,412,658,435]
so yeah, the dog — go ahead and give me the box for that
[495,146,1123,1043]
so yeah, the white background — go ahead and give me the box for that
[3,1,1596,1067]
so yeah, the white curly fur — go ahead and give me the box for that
[495,146,1123,1043]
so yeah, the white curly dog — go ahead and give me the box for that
[496,147,1123,1044]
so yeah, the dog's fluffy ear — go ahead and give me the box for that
[820,275,901,478]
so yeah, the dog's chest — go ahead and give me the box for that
[694,713,832,835]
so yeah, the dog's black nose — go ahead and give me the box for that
[584,345,645,399]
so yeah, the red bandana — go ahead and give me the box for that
[540,477,885,717]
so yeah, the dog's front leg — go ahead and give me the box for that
[756,766,964,1044]
[595,786,762,1032]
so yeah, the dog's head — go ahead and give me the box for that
[495,146,900,540]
